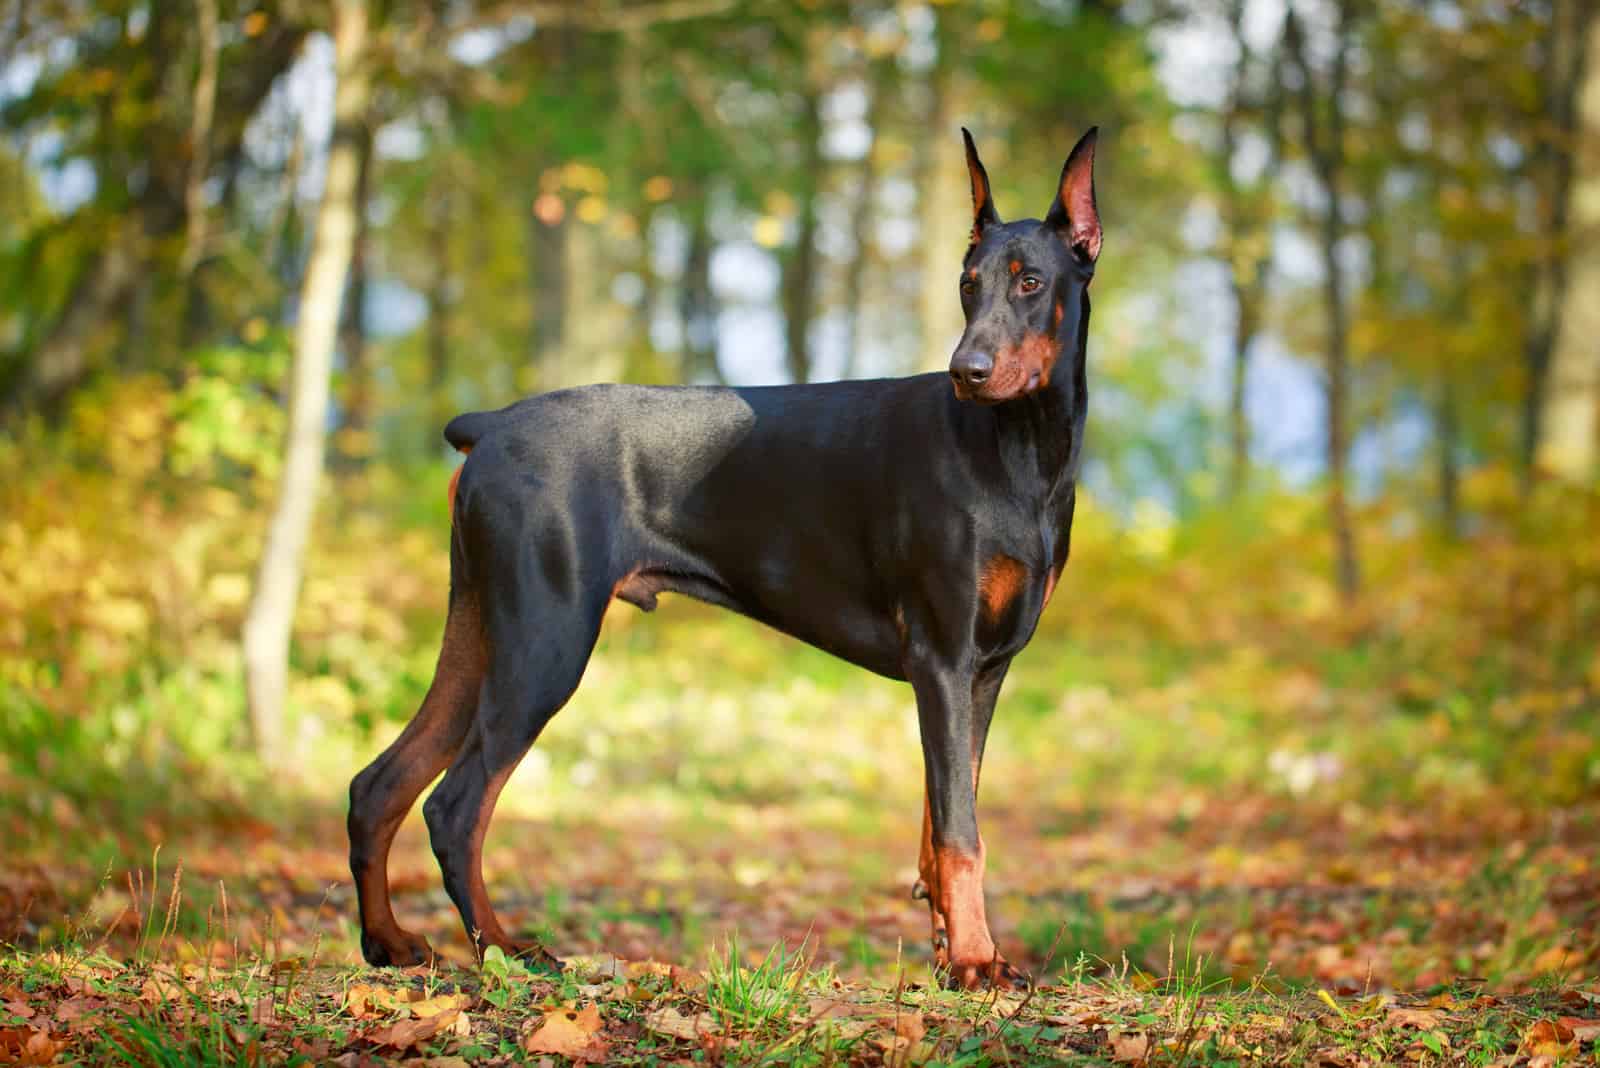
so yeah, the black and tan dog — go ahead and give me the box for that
[348,127,1102,991]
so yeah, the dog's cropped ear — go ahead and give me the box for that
[962,128,1000,247]
[1043,126,1101,264]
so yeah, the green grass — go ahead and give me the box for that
[4,939,1590,1066]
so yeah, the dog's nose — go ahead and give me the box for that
[950,351,993,391]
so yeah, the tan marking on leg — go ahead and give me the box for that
[933,843,993,965]
[917,793,947,965]
[354,592,484,963]
[462,761,519,953]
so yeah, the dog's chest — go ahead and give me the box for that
[972,503,1068,657]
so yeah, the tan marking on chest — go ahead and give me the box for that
[978,554,1028,623]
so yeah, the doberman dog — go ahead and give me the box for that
[348,126,1101,991]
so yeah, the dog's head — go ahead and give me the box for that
[948,128,1101,404]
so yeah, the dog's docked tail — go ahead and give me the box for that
[443,410,497,454]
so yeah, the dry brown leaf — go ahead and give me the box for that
[876,1011,930,1068]
[344,983,424,1018]
[1559,1016,1600,1042]
[49,996,104,1029]
[138,974,182,1004]
[0,1026,64,1067]
[367,1008,463,1051]
[892,1012,926,1043]
[623,960,673,978]
[643,1006,719,1041]
[250,996,277,1025]
[1109,1030,1150,1064]
[1387,1007,1442,1029]
[988,992,1025,1017]
[1521,1018,1577,1060]
[524,1003,608,1062]
[411,992,472,1019]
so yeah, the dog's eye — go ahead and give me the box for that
[1020,275,1042,294]
[960,279,977,297]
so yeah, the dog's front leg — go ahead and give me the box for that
[909,658,1028,991]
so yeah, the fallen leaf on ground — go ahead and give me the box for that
[524,1003,607,1062]
[0,1026,63,1066]
[1559,1016,1600,1042]
[367,1009,466,1051]
[643,1006,719,1041]
[50,997,104,1029]
[876,1010,929,1067]
[1109,1030,1150,1064]
[139,975,182,1004]
[250,995,277,1025]
[1521,1018,1576,1059]
[410,992,472,1018]
[344,983,423,1018]
[1387,1007,1442,1029]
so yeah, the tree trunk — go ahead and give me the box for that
[842,64,887,379]
[1536,8,1600,482]
[781,87,823,384]
[1521,0,1593,483]
[339,121,375,463]
[1437,376,1461,537]
[426,182,455,437]
[914,25,967,373]
[179,0,220,279]
[242,0,371,765]
[679,201,720,383]
[1219,0,1276,500]
[528,195,568,385]
[10,229,142,414]
[1286,0,1360,599]
[1227,285,1258,498]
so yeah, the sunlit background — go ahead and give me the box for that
[1,0,1596,994]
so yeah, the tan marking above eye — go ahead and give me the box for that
[1008,260,1021,275]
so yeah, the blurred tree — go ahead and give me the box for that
[243,0,373,762]
[1536,5,1600,482]
[1214,0,1281,500]
[337,120,376,464]
[1284,0,1361,599]
[0,1,306,414]
[1523,0,1597,484]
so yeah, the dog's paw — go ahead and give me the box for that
[942,956,1031,993]
[361,929,435,968]
[496,939,566,977]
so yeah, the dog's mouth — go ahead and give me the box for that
[950,366,1044,405]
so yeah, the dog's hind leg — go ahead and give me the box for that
[348,586,486,966]
[422,571,607,965]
